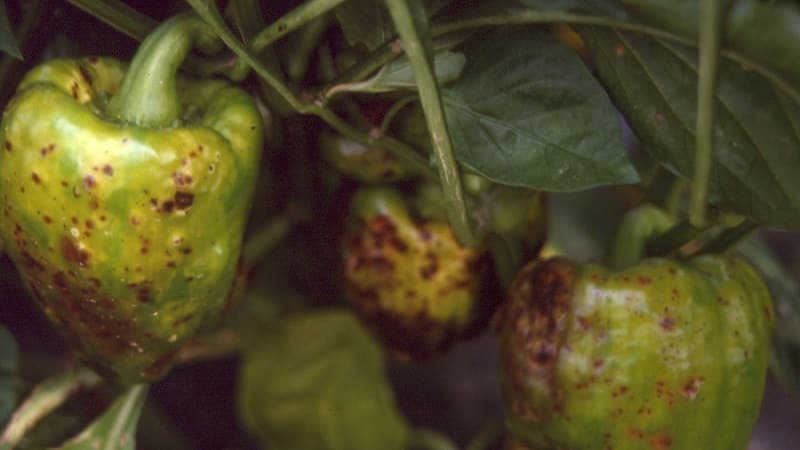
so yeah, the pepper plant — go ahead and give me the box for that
[0,0,799,449]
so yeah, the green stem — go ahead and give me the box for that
[66,0,156,41]
[385,0,474,246]
[0,366,102,450]
[108,13,221,126]
[690,0,725,227]
[285,15,331,81]
[176,330,241,363]
[609,204,673,269]
[379,95,419,135]
[408,428,458,450]
[250,0,346,54]
[187,0,436,180]
[645,220,710,257]
[695,219,759,256]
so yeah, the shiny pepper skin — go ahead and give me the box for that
[319,130,415,183]
[496,256,774,450]
[0,55,263,383]
[343,187,498,359]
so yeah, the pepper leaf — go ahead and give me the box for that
[328,50,465,95]
[441,28,638,191]
[617,0,800,85]
[580,26,800,229]
[55,385,148,450]
[0,1,20,59]
[334,0,394,50]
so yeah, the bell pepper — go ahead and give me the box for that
[319,130,416,183]
[342,186,499,359]
[237,310,409,450]
[496,206,774,450]
[0,13,263,384]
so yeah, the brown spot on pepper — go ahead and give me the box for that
[659,317,675,331]
[31,172,41,184]
[83,175,96,189]
[102,165,113,176]
[162,201,174,213]
[4,141,11,152]
[174,191,194,209]
[649,433,672,449]
[137,287,152,304]
[60,236,90,268]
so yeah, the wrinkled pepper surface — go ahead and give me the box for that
[497,250,773,448]
[342,186,499,359]
[0,13,263,384]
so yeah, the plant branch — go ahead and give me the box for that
[242,215,292,269]
[187,0,436,180]
[690,0,725,227]
[385,0,475,245]
[249,0,346,54]
[645,220,710,257]
[0,366,102,450]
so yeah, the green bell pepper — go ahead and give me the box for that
[496,206,774,450]
[0,13,263,384]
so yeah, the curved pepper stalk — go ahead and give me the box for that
[0,14,264,384]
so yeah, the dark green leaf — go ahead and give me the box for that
[0,0,20,59]
[581,26,800,229]
[619,0,800,84]
[441,28,638,190]
[334,0,394,50]
[513,0,627,16]
[56,385,147,450]
[237,310,409,450]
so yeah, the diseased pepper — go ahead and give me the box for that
[0,13,263,384]
[342,186,499,359]
[495,206,774,450]
[319,130,416,183]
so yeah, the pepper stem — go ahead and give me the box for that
[609,204,674,269]
[107,13,222,127]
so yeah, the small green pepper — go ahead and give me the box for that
[237,310,409,450]
[342,186,499,359]
[319,130,416,183]
[496,207,774,450]
[0,13,263,384]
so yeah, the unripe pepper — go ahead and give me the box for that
[342,186,499,359]
[319,130,415,183]
[496,206,774,450]
[0,13,263,383]
[237,310,409,450]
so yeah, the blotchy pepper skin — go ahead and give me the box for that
[0,56,263,383]
[497,256,773,450]
[320,130,415,183]
[343,187,498,359]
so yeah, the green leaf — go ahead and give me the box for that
[329,50,465,95]
[0,0,20,59]
[237,310,409,450]
[581,26,800,229]
[618,0,800,84]
[56,385,147,450]
[0,327,20,425]
[334,0,394,50]
[513,0,627,16]
[441,28,638,191]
